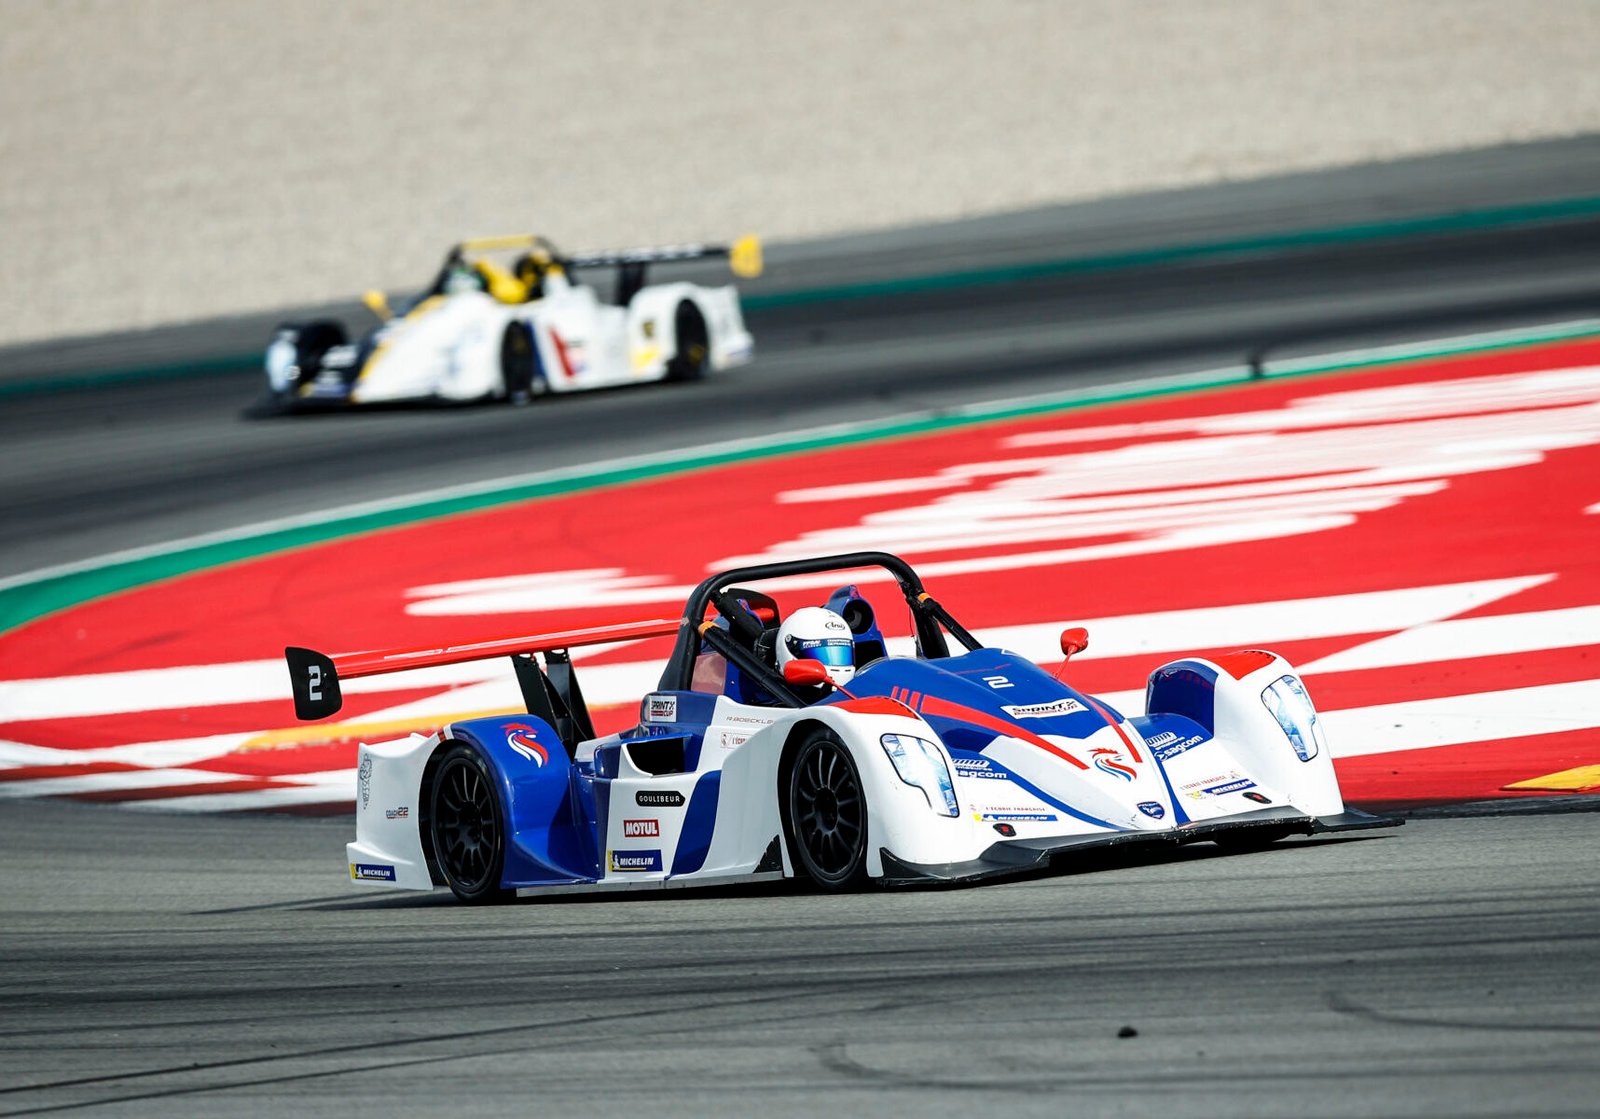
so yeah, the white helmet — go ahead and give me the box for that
[776,606,856,686]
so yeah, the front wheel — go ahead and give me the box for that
[787,729,869,889]
[428,744,511,903]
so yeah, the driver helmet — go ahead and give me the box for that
[776,606,855,686]
[443,262,484,295]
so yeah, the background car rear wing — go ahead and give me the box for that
[456,234,763,278]
[286,618,682,751]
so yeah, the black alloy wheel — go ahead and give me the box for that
[429,744,510,903]
[501,321,537,402]
[788,730,869,889]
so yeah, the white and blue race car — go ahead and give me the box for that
[286,551,1397,902]
[263,234,760,410]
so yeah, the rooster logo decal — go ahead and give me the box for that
[1091,746,1136,781]
[505,723,548,767]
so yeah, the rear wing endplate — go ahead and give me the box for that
[452,234,762,279]
[286,618,683,749]
[564,235,763,279]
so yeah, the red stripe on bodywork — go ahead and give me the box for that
[836,696,917,717]
[915,695,1089,770]
[548,329,579,381]
[1084,697,1142,762]
[1213,650,1278,680]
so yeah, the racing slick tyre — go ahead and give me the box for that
[665,302,709,382]
[292,320,348,385]
[428,743,512,903]
[253,320,347,415]
[787,728,870,890]
[500,321,538,403]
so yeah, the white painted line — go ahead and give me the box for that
[0,732,256,770]
[0,576,1544,724]
[1324,679,1600,758]
[121,770,358,813]
[1301,606,1600,674]
[0,767,245,798]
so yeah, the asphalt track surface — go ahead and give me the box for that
[3,801,1597,1118]
[3,146,1600,1115]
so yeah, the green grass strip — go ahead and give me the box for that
[4,317,1598,636]
[742,194,1600,309]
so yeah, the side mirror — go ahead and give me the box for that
[782,659,833,688]
[1060,627,1089,661]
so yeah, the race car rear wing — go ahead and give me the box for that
[286,618,682,751]
[456,233,763,278]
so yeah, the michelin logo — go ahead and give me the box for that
[609,850,663,873]
[1202,778,1258,797]
[1002,698,1086,719]
[350,863,396,882]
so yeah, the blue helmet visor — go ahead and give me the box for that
[789,637,853,667]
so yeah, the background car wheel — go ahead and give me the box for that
[666,302,709,382]
[500,322,538,403]
[787,729,869,889]
[428,743,511,903]
[293,320,347,379]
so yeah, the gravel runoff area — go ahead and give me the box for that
[3,0,1599,348]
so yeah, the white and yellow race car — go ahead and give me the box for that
[262,234,760,410]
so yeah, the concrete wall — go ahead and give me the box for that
[3,0,1598,345]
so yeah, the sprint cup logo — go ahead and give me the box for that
[1001,698,1086,719]
[608,850,663,873]
[644,694,678,723]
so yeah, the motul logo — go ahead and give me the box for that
[622,819,660,837]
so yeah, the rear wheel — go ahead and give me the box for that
[428,743,511,903]
[500,321,537,402]
[666,303,709,382]
[787,729,869,889]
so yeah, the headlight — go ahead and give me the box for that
[880,734,959,817]
[1261,675,1325,761]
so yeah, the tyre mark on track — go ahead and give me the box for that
[1328,992,1600,1034]
[0,978,957,1114]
